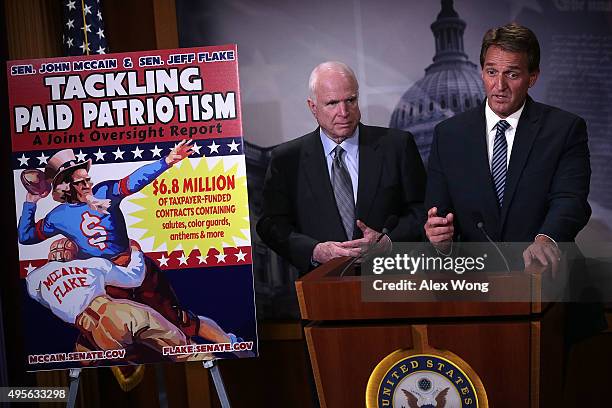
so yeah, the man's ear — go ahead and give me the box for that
[528,69,540,88]
[307,98,317,116]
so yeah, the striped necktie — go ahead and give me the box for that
[491,119,510,207]
[331,145,355,239]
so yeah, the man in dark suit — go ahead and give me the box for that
[257,61,426,273]
[425,23,591,268]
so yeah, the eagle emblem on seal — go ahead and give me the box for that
[402,386,449,408]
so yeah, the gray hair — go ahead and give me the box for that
[308,61,358,103]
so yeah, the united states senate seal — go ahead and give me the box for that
[366,326,488,407]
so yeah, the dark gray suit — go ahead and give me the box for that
[257,124,426,273]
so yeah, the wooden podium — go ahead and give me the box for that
[296,258,565,408]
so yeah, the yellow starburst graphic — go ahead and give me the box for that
[129,158,250,255]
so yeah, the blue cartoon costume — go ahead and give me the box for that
[19,159,168,258]
[19,158,200,338]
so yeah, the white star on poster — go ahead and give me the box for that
[93,148,106,162]
[66,38,74,48]
[191,142,201,155]
[66,1,76,11]
[24,263,36,275]
[17,154,29,166]
[37,152,49,165]
[197,254,208,264]
[178,252,189,265]
[132,146,143,158]
[75,150,87,161]
[79,41,90,53]
[66,19,74,29]
[227,139,240,152]
[208,141,220,154]
[215,252,227,263]
[83,23,92,33]
[96,46,106,55]
[150,145,163,158]
[158,254,169,266]
[96,27,105,39]
[84,4,92,15]
[112,147,124,160]
[235,250,247,262]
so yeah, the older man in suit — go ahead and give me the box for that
[424,23,591,267]
[257,61,426,273]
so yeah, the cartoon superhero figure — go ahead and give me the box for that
[18,142,230,342]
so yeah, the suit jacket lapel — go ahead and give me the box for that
[500,96,541,229]
[301,129,347,239]
[469,105,501,236]
[355,124,383,226]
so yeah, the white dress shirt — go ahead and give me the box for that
[484,100,525,170]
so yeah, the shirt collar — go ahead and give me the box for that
[320,126,360,158]
[485,99,525,133]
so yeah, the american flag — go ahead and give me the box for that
[62,0,108,56]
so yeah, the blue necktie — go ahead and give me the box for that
[492,120,510,207]
[331,145,355,239]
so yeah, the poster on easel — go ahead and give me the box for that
[7,44,257,370]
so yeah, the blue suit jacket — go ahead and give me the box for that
[426,96,591,243]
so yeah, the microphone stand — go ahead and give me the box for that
[477,222,511,273]
[338,231,388,277]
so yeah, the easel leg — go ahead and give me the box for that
[66,368,81,408]
[155,364,169,408]
[203,360,231,408]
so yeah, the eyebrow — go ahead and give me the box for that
[484,63,522,70]
[326,95,357,104]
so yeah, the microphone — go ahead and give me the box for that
[339,215,399,277]
[376,215,399,244]
[473,213,511,273]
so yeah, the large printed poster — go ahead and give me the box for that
[8,45,257,370]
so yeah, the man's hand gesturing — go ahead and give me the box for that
[424,207,454,254]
